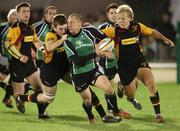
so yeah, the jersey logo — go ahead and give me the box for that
[121,36,139,45]
[76,40,82,45]
[24,35,34,42]
[131,25,139,32]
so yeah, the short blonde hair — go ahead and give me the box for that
[7,9,16,22]
[117,4,134,21]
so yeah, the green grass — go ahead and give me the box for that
[0,83,180,131]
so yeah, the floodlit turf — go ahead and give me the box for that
[0,83,180,131]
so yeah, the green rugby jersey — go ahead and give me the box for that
[33,20,51,59]
[64,27,106,75]
[0,22,11,59]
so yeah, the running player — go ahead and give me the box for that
[64,13,130,123]
[102,4,175,123]
[5,2,47,117]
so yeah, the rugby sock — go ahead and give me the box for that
[90,88,106,118]
[20,93,38,103]
[37,103,49,115]
[94,104,106,118]
[24,83,33,94]
[106,96,113,112]
[19,93,48,115]
[3,84,13,100]
[105,93,119,113]
[82,103,94,119]
[90,88,99,106]
[150,91,160,114]
[0,82,6,89]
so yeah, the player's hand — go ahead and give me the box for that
[105,51,114,59]
[19,55,28,63]
[61,34,67,41]
[31,48,38,60]
[164,38,175,47]
[95,44,106,57]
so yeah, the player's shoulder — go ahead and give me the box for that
[11,21,19,28]
[83,26,101,33]
[83,26,96,30]
[0,22,9,27]
[33,20,45,28]
[46,30,57,38]
[98,21,111,30]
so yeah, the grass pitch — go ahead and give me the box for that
[0,83,180,131]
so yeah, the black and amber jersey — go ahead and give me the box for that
[6,21,38,58]
[44,30,69,69]
[102,21,153,66]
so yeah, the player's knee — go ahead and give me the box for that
[43,93,55,103]
[105,86,114,95]
[83,96,92,106]
[145,80,156,95]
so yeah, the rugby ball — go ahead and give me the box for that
[99,38,114,51]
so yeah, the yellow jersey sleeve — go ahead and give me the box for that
[5,27,22,59]
[33,32,39,42]
[139,23,153,35]
[44,32,57,63]
[101,27,115,39]
[6,27,19,45]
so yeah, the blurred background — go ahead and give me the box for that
[0,0,180,83]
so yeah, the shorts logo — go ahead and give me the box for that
[76,86,82,91]
[44,81,50,86]
[13,72,17,77]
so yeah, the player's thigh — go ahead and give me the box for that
[80,87,92,103]
[42,84,57,95]
[95,75,114,94]
[124,78,137,97]
[26,70,41,90]
[137,67,155,88]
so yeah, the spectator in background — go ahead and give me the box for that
[158,11,176,62]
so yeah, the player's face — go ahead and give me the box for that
[107,8,117,24]
[67,16,82,35]
[54,24,67,36]
[18,7,30,23]
[9,12,18,24]
[45,9,57,23]
[117,11,131,29]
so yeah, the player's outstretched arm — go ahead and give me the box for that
[151,29,175,47]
